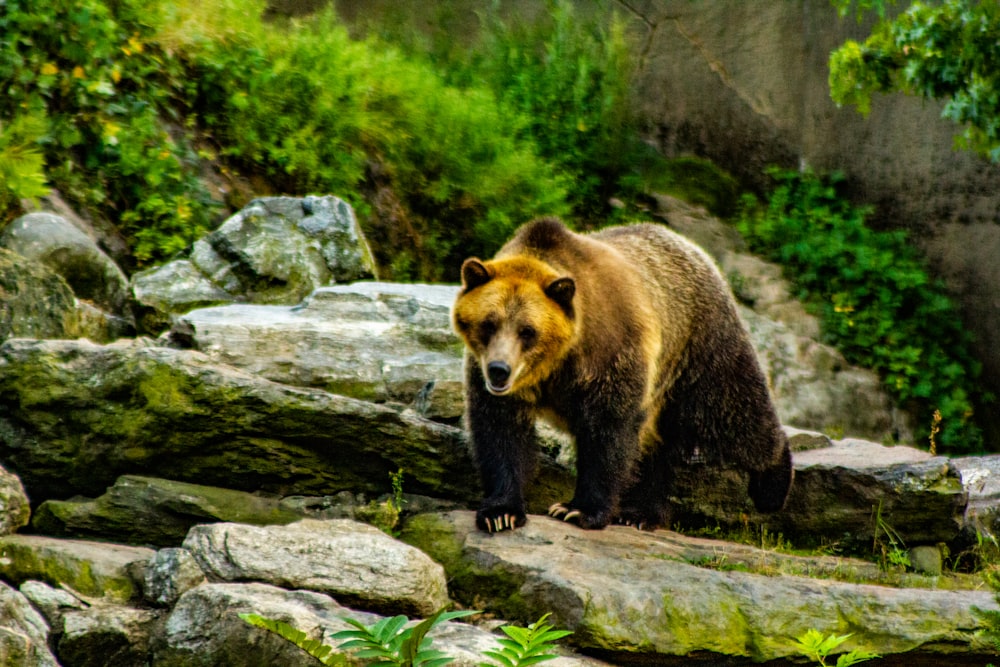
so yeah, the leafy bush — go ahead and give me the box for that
[469,0,642,222]
[0,0,216,265]
[185,9,568,280]
[829,0,1000,161]
[737,169,986,452]
[0,114,50,220]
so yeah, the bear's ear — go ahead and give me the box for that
[545,276,575,313]
[461,258,493,291]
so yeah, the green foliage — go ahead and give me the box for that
[333,608,478,667]
[479,613,572,667]
[243,608,573,667]
[470,0,641,221]
[871,501,911,571]
[186,9,568,279]
[790,629,880,666]
[830,0,1000,161]
[357,468,407,536]
[239,613,347,666]
[0,114,50,219]
[737,169,986,452]
[0,0,216,265]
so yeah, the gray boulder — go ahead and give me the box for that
[183,519,450,616]
[59,605,164,667]
[173,282,464,418]
[2,211,131,316]
[144,548,207,608]
[404,510,996,663]
[0,581,59,667]
[34,474,305,546]
[133,195,375,320]
[0,534,153,603]
[153,581,603,667]
[0,463,29,536]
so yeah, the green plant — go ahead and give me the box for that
[240,613,347,666]
[0,0,220,265]
[357,468,407,536]
[737,168,986,452]
[829,0,1000,161]
[789,629,880,666]
[872,501,911,572]
[332,608,477,667]
[479,613,572,667]
[0,114,50,219]
[242,608,574,667]
[470,0,642,222]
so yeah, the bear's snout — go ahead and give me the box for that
[486,361,512,392]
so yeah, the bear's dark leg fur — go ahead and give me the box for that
[748,439,794,512]
[549,367,647,530]
[616,446,676,530]
[465,360,537,533]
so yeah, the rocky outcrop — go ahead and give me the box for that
[0,581,60,667]
[132,195,376,322]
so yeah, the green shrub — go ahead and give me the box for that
[470,0,641,222]
[0,0,216,265]
[0,114,50,220]
[737,168,986,452]
[185,9,568,280]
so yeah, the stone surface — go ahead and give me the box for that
[183,519,449,616]
[173,282,464,418]
[133,195,375,320]
[0,535,153,602]
[0,580,59,667]
[144,548,206,608]
[153,581,603,667]
[672,439,967,550]
[34,475,305,546]
[59,605,164,667]
[19,579,87,628]
[2,211,131,315]
[0,464,29,536]
[404,511,996,663]
[0,337,496,506]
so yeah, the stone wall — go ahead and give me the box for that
[619,0,1000,445]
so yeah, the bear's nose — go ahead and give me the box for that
[486,361,511,388]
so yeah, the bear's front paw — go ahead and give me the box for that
[614,506,668,532]
[476,506,527,533]
[548,502,612,530]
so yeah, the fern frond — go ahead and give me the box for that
[239,613,347,666]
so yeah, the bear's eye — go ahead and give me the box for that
[518,325,537,348]
[478,320,498,341]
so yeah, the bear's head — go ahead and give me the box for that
[452,256,577,396]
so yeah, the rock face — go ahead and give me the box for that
[0,581,60,667]
[405,511,995,663]
[1,212,131,316]
[132,195,376,319]
[183,519,450,616]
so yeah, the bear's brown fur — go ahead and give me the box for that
[452,217,793,533]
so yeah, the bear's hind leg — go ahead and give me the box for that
[615,448,675,530]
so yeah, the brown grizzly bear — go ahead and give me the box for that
[452,217,793,533]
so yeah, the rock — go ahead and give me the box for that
[183,519,449,616]
[0,246,78,339]
[0,580,60,667]
[19,579,88,628]
[132,259,234,320]
[0,535,153,603]
[0,463,29,536]
[671,438,967,550]
[59,605,164,667]
[172,282,464,418]
[909,545,943,576]
[144,548,206,608]
[34,475,305,546]
[2,211,131,315]
[0,337,494,505]
[153,581,602,667]
[404,511,996,663]
[133,195,375,320]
